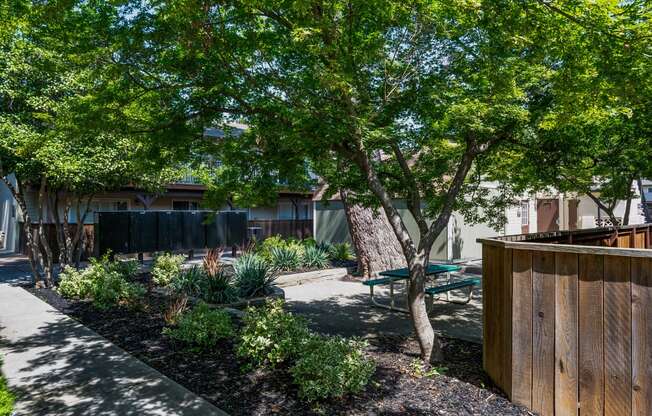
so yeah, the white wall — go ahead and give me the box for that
[0,175,18,251]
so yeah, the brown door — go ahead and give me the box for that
[537,199,559,232]
[568,199,579,231]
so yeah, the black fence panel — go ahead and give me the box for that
[129,211,158,252]
[96,212,130,254]
[95,210,247,255]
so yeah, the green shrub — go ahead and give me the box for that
[0,356,14,416]
[329,242,353,261]
[256,235,286,259]
[270,246,301,271]
[57,260,144,309]
[169,265,238,304]
[301,237,318,247]
[110,259,140,278]
[151,253,185,286]
[302,246,330,269]
[238,299,310,368]
[202,268,238,304]
[163,303,234,348]
[169,265,206,297]
[233,253,278,297]
[291,336,375,401]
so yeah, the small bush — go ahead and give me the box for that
[203,247,223,277]
[169,265,206,297]
[164,295,189,326]
[151,253,185,286]
[57,259,144,309]
[256,235,286,259]
[329,242,353,261]
[0,356,14,416]
[163,303,234,348]
[270,246,301,271]
[291,336,375,401]
[302,246,330,269]
[238,299,310,368]
[202,268,238,304]
[233,253,278,298]
[110,259,139,279]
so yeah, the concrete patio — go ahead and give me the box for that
[284,273,483,344]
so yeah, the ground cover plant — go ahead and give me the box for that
[0,356,14,416]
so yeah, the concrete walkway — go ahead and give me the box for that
[285,276,482,343]
[0,257,226,416]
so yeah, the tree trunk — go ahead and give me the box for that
[36,178,54,287]
[408,250,443,363]
[340,189,406,277]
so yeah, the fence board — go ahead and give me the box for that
[512,250,533,408]
[532,251,556,416]
[603,256,632,416]
[483,245,506,390]
[578,254,604,416]
[631,257,652,416]
[555,252,579,416]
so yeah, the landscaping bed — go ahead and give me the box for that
[28,288,529,416]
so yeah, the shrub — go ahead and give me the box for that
[291,336,375,401]
[302,246,330,269]
[163,303,234,348]
[164,295,189,326]
[233,253,278,297]
[169,264,238,304]
[202,268,238,304]
[0,356,14,416]
[57,259,145,309]
[256,235,286,259]
[238,299,310,368]
[203,247,223,277]
[169,265,206,297]
[151,253,185,286]
[329,242,353,261]
[269,246,301,271]
[110,259,139,279]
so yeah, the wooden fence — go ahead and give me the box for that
[479,224,652,416]
[248,219,313,240]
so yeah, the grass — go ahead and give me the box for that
[0,356,14,416]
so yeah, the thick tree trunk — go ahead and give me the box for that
[340,189,406,277]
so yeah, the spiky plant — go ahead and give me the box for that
[269,246,301,271]
[234,253,278,298]
[302,246,330,269]
[203,247,224,278]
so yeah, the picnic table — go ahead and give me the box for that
[362,263,479,313]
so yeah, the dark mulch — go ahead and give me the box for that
[28,287,532,416]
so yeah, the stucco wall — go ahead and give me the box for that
[314,199,448,261]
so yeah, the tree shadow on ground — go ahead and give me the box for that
[0,309,219,416]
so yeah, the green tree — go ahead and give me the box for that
[114,0,548,362]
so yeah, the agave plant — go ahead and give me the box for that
[302,246,330,269]
[234,253,278,298]
[269,246,301,271]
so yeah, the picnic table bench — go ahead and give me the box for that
[362,264,479,312]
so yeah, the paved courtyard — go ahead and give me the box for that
[285,275,483,344]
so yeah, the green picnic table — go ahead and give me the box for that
[363,263,479,312]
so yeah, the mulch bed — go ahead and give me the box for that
[27,287,532,416]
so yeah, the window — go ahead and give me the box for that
[114,201,129,211]
[520,201,529,226]
[172,200,199,210]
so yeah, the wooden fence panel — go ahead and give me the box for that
[481,226,652,416]
[631,257,652,416]
[532,251,556,416]
[555,252,578,416]
[603,256,632,416]
[578,254,604,416]
[511,250,533,408]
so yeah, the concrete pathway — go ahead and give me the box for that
[0,257,226,416]
[285,277,482,344]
